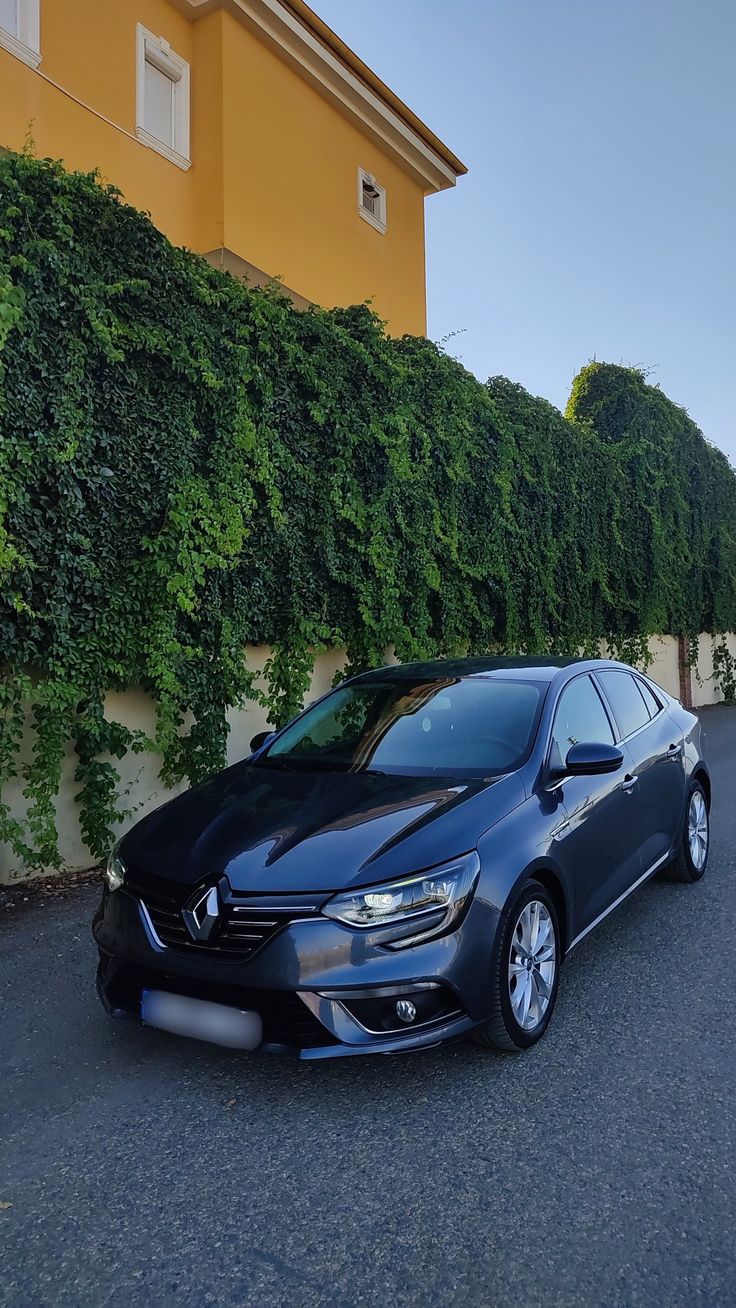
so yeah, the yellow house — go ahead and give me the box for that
[0,0,466,334]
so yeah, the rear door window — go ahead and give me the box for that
[597,671,651,740]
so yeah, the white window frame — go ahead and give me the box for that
[357,167,387,235]
[0,0,40,69]
[135,24,190,171]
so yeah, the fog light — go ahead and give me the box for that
[395,999,417,1024]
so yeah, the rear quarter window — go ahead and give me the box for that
[636,678,662,718]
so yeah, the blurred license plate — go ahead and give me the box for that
[141,990,262,1050]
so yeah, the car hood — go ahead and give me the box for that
[119,762,526,893]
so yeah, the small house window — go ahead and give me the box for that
[0,0,40,68]
[136,24,190,170]
[357,168,387,234]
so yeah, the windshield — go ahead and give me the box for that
[255,675,544,778]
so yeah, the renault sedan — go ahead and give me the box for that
[93,657,710,1057]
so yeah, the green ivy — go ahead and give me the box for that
[1,151,735,870]
[712,640,736,705]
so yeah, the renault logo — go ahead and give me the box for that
[183,885,220,942]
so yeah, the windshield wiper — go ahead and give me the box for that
[252,756,390,776]
[252,756,352,773]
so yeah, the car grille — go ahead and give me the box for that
[123,873,324,962]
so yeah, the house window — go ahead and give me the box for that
[0,0,40,68]
[136,24,190,170]
[357,168,387,234]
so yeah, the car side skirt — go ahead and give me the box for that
[565,848,672,954]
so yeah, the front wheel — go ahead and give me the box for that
[472,879,560,1053]
[661,781,710,883]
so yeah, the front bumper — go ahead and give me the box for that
[92,882,502,1060]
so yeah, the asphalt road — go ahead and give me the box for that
[2,707,735,1308]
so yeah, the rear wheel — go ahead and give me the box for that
[472,879,560,1052]
[662,781,709,883]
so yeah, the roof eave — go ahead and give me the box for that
[175,0,467,191]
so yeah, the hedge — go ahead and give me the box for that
[1,149,734,867]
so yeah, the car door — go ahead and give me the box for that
[548,673,645,938]
[594,670,687,871]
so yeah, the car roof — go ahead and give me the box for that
[354,656,627,684]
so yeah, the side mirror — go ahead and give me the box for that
[554,741,624,778]
[250,730,274,754]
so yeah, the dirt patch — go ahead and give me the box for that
[0,865,102,916]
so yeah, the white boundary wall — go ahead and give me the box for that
[1,633,734,882]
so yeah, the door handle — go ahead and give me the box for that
[620,774,639,793]
[666,743,682,759]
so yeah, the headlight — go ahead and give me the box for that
[104,846,126,892]
[322,852,479,947]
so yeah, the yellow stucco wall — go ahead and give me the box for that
[0,0,199,247]
[0,0,428,333]
[218,11,426,333]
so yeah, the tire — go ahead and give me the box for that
[661,780,710,883]
[472,879,560,1053]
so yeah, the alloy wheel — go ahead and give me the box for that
[688,789,709,870]
[508,899,556,1031]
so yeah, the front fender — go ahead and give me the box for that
[476,790,572,931]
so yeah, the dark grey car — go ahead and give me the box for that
[94,657,710,1058]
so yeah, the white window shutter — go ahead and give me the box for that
[144,59,175,148]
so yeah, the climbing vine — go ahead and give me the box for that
[1,151,735,870]
[712,640,736,705]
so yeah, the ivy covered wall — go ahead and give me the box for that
[1,151,735,870]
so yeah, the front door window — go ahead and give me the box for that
[550,675,614,772]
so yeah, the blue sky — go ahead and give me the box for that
[314,0,736,461]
